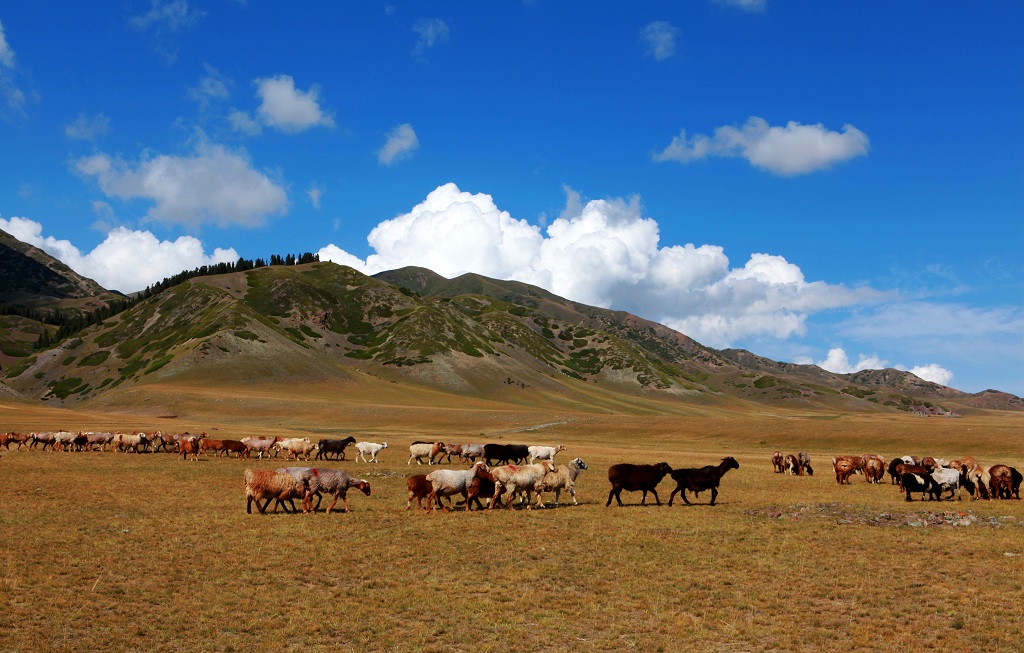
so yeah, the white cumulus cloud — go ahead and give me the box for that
[378,123,419,166]
[654,116,870,176]
[318,183,882,347]
[909,364,954,387]
[641,22,678,61]
[74,142,288,229]
[816,347,889,374]
[0,216,237,294]
[254,75,334,133]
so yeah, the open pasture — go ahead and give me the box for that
[2,401,1023,653]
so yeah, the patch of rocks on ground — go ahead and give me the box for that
[747,502,1022,528]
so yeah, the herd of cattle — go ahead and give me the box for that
[4,430,1020,512]
[772,449,1023,502]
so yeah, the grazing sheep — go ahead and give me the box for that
[355,441,388,463]
[535,457,588,507]
[798,451,813,476]
[783,454,803,476]
[244,469,310,514]
[606,462,673,507]
[863,457,886,484]
[771,451,784,473]
[667,457,740,507]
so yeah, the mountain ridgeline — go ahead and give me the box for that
[0,232,1018,413]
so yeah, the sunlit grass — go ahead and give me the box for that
[1,401,1023,652]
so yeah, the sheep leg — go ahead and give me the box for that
[326,494,340,514]
[709,487,719,506]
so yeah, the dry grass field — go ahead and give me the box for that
[2,387,1023,653]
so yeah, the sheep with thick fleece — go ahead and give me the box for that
[535,457,588,507]
[308,468,371,513]
[489,461,557,510]
[244,469,310,514]
[408,441,444,465]
[424,462,490,513]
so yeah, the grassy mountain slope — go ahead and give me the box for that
[2,259,1019,415]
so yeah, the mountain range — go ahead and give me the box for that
[0,227,1019,415]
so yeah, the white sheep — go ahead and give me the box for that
[355,441,387,463]
[275,437,317,461]
[408,441,444,465]
[527,444,566,464]
[424,461,490,513]
[535,457,588,507]
[489,461,557,510]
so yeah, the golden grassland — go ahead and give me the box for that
[1,388,1023,653]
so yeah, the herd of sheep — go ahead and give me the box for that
[773,450,1023,502]
[7,429,1021,513]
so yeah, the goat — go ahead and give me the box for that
[606,462,673,507]
[667,457,740,506]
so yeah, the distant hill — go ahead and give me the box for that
[0,228,126,371]
[0,242,1019,414]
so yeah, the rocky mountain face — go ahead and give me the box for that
[0,236,1018,414]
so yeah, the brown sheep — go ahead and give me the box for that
[244,469,310,514]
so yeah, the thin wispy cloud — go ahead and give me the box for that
[641,22,678,61]
[130,0,206,64]
[64,112,110,141]
[654,116,869,175]
[715,0,767,13]
[378,123,419,166]
[413,18,449,57]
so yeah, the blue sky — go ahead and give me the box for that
[1,1,1021,396]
